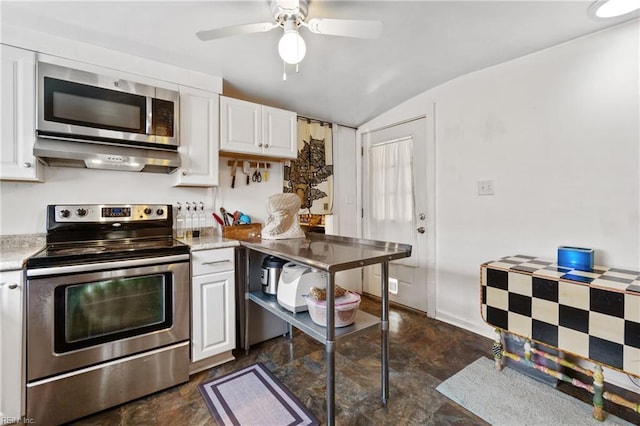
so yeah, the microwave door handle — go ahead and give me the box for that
[146,96,153,135]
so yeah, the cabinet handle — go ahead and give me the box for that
[23,162,32,168]
[201,260,231,265]
[182,171,188,176]
[0,282,18,289]
[264,143,269,148]
[258,143,263,147]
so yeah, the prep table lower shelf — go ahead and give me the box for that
[248,291,380,344]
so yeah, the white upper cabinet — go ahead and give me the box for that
[220,96,296,159]
[262,105,297,158]
[174,86,219,187]
[0,44,43,181]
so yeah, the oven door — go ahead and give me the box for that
[26,254,189,382]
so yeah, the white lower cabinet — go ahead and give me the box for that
[190,248,236,371]
[0,270,24,420]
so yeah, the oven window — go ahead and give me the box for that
[54,274,172,353]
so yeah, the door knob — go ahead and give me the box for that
[417,227,425,234]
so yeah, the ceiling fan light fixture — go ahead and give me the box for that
[591,0,640,18]
[278,27,306,64]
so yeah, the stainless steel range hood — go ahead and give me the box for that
[33,138,181,173]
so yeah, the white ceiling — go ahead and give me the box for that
[1,1,637,127]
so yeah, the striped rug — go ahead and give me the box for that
[199,362,319,426]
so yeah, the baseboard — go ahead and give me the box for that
[435,310,495,341]
[189,351,235,375]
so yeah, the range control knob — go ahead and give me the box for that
[76,208,88,217]
[144,208,153,215]
[59,209,71,218]
[156,208,164,216]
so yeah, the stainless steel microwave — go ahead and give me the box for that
[37,62,179,150]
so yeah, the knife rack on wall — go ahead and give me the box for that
[225,161,271,169]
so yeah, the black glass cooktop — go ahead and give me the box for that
[26,236,189,269]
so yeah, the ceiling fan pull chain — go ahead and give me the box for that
[295,63,299,74]
[283,61,287,81]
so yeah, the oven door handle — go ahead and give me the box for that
[26,254,190,277]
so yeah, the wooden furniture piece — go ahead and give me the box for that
[240,233,412,426]
[481,255,640,421]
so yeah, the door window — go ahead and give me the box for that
[366,136,418,267]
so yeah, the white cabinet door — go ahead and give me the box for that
[219,96,262,155]
[0,270,24,419]
[174,86,219,187]
[262,105,297,159]
[191,270,235,362]
[0,45,42,182]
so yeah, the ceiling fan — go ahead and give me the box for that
[196,0,383,77]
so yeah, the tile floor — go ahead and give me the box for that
[70,296,640,425]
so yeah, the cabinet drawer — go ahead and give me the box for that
[192,248,235,276]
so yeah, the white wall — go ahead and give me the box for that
[0,159,285,236]
[330,125,359,238]
[0,167,213,235]
[359,20,639,337]
[215,159,285,226]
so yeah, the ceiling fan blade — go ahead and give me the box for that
[196,22,276,41]
[305,18,383,39]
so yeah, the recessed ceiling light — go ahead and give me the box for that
[591,0,640,18]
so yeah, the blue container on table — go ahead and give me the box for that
[557,246,594,271]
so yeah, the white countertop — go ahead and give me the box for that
[177,231,240,251]
[0,234,46,271]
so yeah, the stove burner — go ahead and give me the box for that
[46,237,178,256]
[48,246,108,256]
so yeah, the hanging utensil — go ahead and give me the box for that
[231,160,238,188]
[263,162,269,182]
[252,163,262,182]
[243,160,251,185]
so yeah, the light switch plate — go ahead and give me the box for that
[478,180,495,196]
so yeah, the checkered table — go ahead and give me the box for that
[481,255,640,377]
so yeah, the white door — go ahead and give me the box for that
[361,116,433,314]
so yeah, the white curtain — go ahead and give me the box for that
[367,136,417,266]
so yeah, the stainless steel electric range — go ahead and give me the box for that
[25,204,190,425]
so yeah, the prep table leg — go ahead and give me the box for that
[381,261,389,404]
[326,272,336,426]
[244,248,251,354]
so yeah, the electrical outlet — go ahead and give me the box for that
[478,180,495,196]
[389,277,399,295]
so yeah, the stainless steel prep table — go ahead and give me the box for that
[239,233,412,425]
